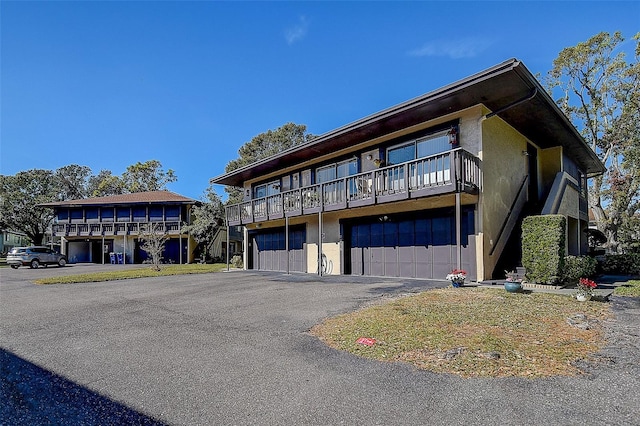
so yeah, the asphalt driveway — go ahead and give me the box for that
[1,265,639,425]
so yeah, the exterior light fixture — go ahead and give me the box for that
[448,127,458,146]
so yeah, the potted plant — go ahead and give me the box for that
[504,270,523,293]
[446,269,467,287]
[576,277,597,302]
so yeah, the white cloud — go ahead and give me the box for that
[409,37,494,59]
[285,16,309,45]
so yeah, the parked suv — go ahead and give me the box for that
[7,246,67,269]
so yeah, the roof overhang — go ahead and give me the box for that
[38,191,198,208]
[212,58,605,187]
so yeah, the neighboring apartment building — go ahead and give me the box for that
[41,191,198,264]
[0,229,30,254]
[212,59,605,281]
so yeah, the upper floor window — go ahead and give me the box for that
[165,206,180,220]
[316,158,358,184]
[85,208,99,220]
[70,208,83,221]
[116,207,130,222]
[254,180,280,199]
[149,206,163,222]
[387,130,452,166]
[57,209,69,222]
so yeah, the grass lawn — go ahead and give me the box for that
[311,287,611,378]
[613,279,640,297]
[34,263,229,284]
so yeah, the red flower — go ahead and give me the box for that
[579,278,597,289]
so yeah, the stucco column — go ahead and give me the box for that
[285,216,290,275]
[456,192,462,271]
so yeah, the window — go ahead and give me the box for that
[387,129,452,165]
[165,206,180,220]
[316,165,336,183]
[57,210,69,222]
[316,158,358,183]
[85,208,99,220]
[116,207,130,222]
[337,159,358,178]
[254,180,280,199]
[100,208,114,222]
[70,209,83,221]
[149,206,163,222]
[133,207,146,222]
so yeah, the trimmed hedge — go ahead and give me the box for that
[561,255,597,284]
[522,215,566,284]
[600,253,640,275]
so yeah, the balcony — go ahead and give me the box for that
[52,221,183,237]
[226,149,480,226]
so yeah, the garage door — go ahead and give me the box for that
[345,209,475,280]
[251,226,306,272]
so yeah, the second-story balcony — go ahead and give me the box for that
[226,149,481,226]
[52,221,183,237]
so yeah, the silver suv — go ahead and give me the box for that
[7,246,67,269]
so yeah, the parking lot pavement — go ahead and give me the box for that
[1,266,639,425]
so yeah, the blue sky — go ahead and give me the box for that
[2,1,638,201]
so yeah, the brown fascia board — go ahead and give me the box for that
[38,191,198,208]
[212,58,604,187]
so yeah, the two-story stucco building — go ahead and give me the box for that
[212,59,605,281]
[41,190,198,264]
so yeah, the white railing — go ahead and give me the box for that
[227,149,480,224]
[52,221,183,236]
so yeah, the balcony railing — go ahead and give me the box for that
[52,221,183,237]
[226,148,481,226]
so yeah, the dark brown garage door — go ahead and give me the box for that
[345,209,476,280]
[250,226,306,273]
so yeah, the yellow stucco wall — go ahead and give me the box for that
[480,116,530,279]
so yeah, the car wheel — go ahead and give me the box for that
[11,264,19,269]
[58,258,66,267]
[30,259,40,269]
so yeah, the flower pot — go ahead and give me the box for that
[451,281,464,288]
[504,281,522,293]
[576,293,591,302]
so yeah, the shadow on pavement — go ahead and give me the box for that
[0,348,165,426]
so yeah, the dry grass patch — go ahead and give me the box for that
[34,263,228,284]
[311,288,610,378]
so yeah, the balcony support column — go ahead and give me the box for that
[285,216,290,275]
[226,223,230,272]
[455,192,462,271]
[102,234,105,265]
[318,211,323,276]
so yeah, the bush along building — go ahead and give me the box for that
[211,59,605,281]
[41,191,197,264]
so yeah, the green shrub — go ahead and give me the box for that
[561,255,597,284]
[231,255,243,269]
[600,253,640,275]
[522,215,566,284]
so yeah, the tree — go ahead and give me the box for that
[87,170,125,197]
[224,122,315,203]
[0,169,58,245]
[138,222,169,271]
[55,164,92,200]
[547,31,640,253]
[181,182,225,261]
[121,160,177,193]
